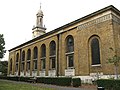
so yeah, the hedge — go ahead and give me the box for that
[0,76,82,87]
[72,78,81,87]
[37,77,72,86]
[97,79,120,90]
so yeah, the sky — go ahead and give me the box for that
[0,0,120,61]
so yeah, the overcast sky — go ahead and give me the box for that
[0,0,120,61]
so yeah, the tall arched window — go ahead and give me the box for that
[41,44,46,70]
[49,41,56,69]
[91,38,101,65]
[10,58,12,72]
[66,35,74,68]
[16,53,19,71]
[21,51,25,72]
[33,46,38,70]
[27,49,31,71]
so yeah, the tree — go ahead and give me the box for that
[0,34,6,59]
[0,61,8,76]
[107,47,120,79]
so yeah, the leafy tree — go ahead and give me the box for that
[0,61,8,76]
[0,34,6,59]
[107,47,120,79]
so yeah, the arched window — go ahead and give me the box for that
[66,35,74,53]
[16,53,19,62]
[33,46,38,70]
[41,44,46,70]
[33,46,38,59]
[49,41,56,69]
[16,53,19,71]
[50,41,56,55]
[21,51,25,71]
[66,35,74,68]
[27,49,31,71]
[91,38,101,65]
[10,58,12,72]
[27,49,31,60]
[22,51,25,61]
[41,44,46,58]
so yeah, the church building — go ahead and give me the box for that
[8,5,120,82]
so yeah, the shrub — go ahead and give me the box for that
[37,77,72,86]
[20,77,31,82]
[97,79,120,90]
[36,77,45,83]
[72,78,81,87]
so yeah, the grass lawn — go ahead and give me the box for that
[0,80,55,90]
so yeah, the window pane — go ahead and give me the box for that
[22,51,25,61]
[10,59,12,71]
[52,58,56,68]
[16,53,19,62]
[91,38,100,65]
[41,44,46,57]
[16,64,18,71]
[66,36,74,52]
[34,47,38,59]
[50,41,56,55]
[41,59,45,69]
[34,60,37,70]
[68,55,74,67]
[21,63,24,71]
[27,62,30,70]
[27,49,31,60]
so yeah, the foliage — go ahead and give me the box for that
[0,61,8,76]
[37,77,72,86]
[107,47,120,79]
[72,78,81,87]
[97,79,120,90]
[0,34,6,59]
[0,76,72,86]
[0,80,55,90]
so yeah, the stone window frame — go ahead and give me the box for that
[49,41,56,70]
[65,35,74,69]
[33,46,38,70]
[89,35,101,67]
[16,53,19,71]
[21,51,25,72]
[40,44,46,70]
[10,58,12,72]
[27,49,31,71]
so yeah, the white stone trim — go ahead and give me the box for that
[20,72,24,76]
[48,70,56,77]
[26,71,30,76]
[32,71,37,77]
[40,70,46,77]
[65,68,75,76]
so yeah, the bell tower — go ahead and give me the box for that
[32,5,46,38]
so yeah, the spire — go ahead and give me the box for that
[32,4,46,38]
[40,3,41,9]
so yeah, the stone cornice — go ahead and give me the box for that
[77,14,112,30]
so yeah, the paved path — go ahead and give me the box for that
[0,79,97,90]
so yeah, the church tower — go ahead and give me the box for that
[32,5,46,38]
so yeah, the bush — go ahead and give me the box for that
[37,77,72,86]
[72,78,81,87]
[97,79,120,90]
[20,77,31,82]
[36,77,45,83]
